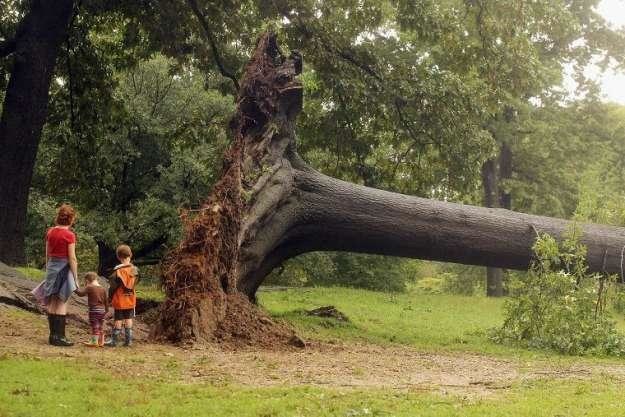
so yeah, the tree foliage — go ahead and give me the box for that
[3,0,625,291]
[492,231,625,355]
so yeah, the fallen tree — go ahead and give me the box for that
[151,32,625,345]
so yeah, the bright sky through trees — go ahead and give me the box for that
[596,0,625,103]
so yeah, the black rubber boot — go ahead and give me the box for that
[52,315,73,347]
[47,314,56,345]
[123,327,133,347]
[105,328,121,347]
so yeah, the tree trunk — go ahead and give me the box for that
[481,157,504,297]
[97,235,167,277]
[96,240,118,277]
[496,140,513,295]
[498,141,512,210]
[0,0,74,265]
[154,32,625,345]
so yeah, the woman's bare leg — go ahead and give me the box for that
[47,296,59,314]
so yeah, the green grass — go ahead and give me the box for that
[3,286,625,416]
[136,281,165,301]
[260,287,510,354]
[12,265,163,301]
[1,357,624,417]
[260,287,625,359]
[13,267,44,281]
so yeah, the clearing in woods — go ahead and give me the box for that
[2,284,625,416]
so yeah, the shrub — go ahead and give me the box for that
[440,271,477,295]
[265,252,421,292]
[490,230,625,356]
[612,286,625,314]
[414,277,443,294]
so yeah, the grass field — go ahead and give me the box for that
[1,355,624,417]
[260,287,625,360]
[3,277,625,416]
[261,288,505,352]
[13,266,44,281]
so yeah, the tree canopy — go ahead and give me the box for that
[2,0,625,294]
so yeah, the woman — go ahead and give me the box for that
[37,204,79,346]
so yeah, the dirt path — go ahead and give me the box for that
[3,304,625,398]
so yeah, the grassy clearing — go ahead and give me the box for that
[136,281,165,301]
[1,356,623,417]
[260,287,511,355]
[3,285,625,416]
[13,267,44,282]
[260,287,625,359]
[12,266,163,301]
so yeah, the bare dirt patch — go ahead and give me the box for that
[2,305,625,398]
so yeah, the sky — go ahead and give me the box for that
[592,0,625,103]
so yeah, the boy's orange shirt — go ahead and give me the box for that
[109,264,139,310]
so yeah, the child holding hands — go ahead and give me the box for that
[75,272,109,347]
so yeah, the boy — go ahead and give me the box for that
[75,272,109,347]
[106,244,139,347]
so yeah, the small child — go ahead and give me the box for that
[106,244,139,347]
[75,272,109,347]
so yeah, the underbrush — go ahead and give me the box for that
[491,232,625,356]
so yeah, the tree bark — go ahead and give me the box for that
[481,157,504,297]
[156,32,625,344]
[96,241,118,277]
[97,235,167,277]
[0,0,74,265]
[498,141,512,210]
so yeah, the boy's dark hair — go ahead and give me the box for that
[116,244,132,260]
[84,272,99,283]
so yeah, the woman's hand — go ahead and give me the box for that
[68,243,79,285]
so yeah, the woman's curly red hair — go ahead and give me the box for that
[55,204,76,226]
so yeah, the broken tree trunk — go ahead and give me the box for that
[0,262,88,325]
[153,32,625,344]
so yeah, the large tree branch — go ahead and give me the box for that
[185,0,240,91]
[134,234,168,259]
[236,165,625,298]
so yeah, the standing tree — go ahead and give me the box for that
[154,33,625,344]
[0,0,74,265]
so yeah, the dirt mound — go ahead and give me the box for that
[306,305,349,321]
[215,293,300,348]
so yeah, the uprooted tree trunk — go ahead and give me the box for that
[153,32,625,345]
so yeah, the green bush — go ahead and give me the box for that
[440,271,477,295]
[612,287,625,314]
[414,277,443,294]
[266,252,421,292]
[490,231,625,356]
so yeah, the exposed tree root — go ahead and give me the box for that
[152,32,304,345]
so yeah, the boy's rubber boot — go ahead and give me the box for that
[53,315,74,347]
[47,314,56,345]
[83,336,98,347]
[124,327,133,347]
[105,328,121,347]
